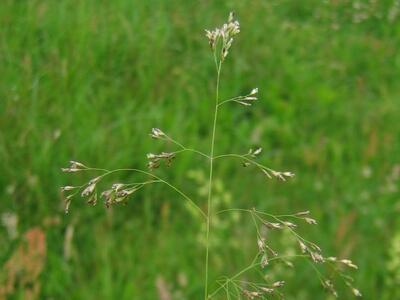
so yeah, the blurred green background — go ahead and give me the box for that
[1,0,400,299]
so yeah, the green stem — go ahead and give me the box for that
[204,59,222,300]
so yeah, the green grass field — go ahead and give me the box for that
[1,0,400,299]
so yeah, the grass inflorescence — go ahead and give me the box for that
[62,13,361,299]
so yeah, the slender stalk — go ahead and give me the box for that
[204,59,222,300]
[163,135,210,159]
[213,153,277,174]
[82,167,207,219]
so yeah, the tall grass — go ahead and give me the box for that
[61,12,362,299]
[1,1,400,299]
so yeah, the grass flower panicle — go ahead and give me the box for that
[61,12,360,299]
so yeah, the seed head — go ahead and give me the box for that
[242,290,261,299]
[264,221,283,229]
[112,183,125,191]
[304,217,317,225]
[205,12,240,60]
[272,281,285,288]
[62,160,87,172]
[352,288,362,297]
[147,152,176,169]
[87,193,97,206]
[257,238,265,251]
[260,287,274,294]
[64,194,73,214]
[340,259,358,269]
[60,186,76,191]
[283,221,297,228]
[150,128,165,139]
[261,253,269,268]
[251,147,262,157]
[81,183,96,197]
[310,251,324,263]
[323,280,338,298]
[327,256,337,262]
[295,210,310,216]
[299,240,308,253]
[271,170,295,181]
[249,88,258,96]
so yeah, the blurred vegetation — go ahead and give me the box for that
[1,0,400,299]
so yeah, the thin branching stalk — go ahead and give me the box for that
[204,56,222,300]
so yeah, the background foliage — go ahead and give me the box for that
[1,0,400,299]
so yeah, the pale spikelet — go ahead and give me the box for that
[283,221,297,228]
[61,160,87,172]
[253,148,262,156]
[260,253,269,268]
[147,152,176,169]
[340,259,358,269]
[323,280,338,298]
[249,147,262,157]
[263,221,283,230]
[150,128,166,139]
[298,240,308,253]
[148,161,160,170]
[112,183,125,191]
[64,194,73,214]
[352,288,362,297]
[304,217,317,225]
[272,280,285,288]
[236,100,252,106]
[101,189,114,208]
[242,290,261,299]
[81,176,100,197]
[87,193,97,206]
[60,186,76,191]
[257,238,265,252]
[81,183,95,197]
[271,170,295,181]
[245,96,257,101]
[260,287,274,294]
[61,168,79,173]
[205,29,218,50]
[233,88,259,106]
[70,161,86,168]
[147,153,157,159]
[295,210,310,216]
[309,251,324,263]
[282,171,294,177]
[249,87,258,96]
[327,256,337,262]
[101,184,142,208]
